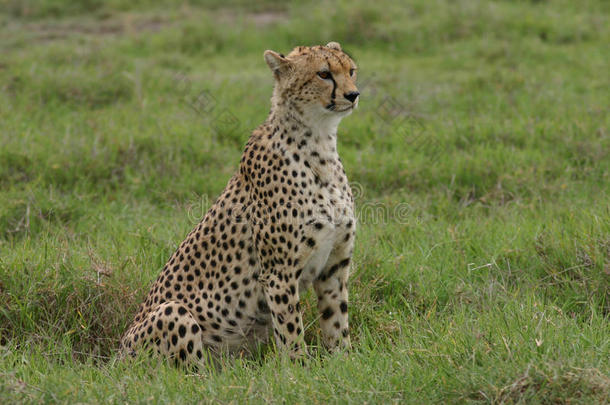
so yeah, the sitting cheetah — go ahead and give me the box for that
[121,42,360,366]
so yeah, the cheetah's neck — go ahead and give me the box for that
[264,103,346,186]
[268,103,342,159]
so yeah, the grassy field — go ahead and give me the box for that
[1,0,609,402]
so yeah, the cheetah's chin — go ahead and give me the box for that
[333,106,354,113]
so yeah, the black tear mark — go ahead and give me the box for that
[325,57,337,101]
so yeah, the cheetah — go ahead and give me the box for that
[120,42,360,366]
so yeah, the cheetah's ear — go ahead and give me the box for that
[326,42,342,51]
[264,50,291,78]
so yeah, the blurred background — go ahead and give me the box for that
[0,0,608,402]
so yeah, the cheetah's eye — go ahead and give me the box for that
[349,68,356,77]
[317,71,331,80]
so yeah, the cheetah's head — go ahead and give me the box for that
[264,42,359,128]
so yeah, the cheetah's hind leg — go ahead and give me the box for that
[120,302,206,369]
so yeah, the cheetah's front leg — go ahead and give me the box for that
[314,255,351,352]
[262,275,306,360]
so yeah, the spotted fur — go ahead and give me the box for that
[120,42,359,366]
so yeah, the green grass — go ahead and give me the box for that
[1,0,609,402]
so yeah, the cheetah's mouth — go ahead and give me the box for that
[333,106,354,113]
[325,103,354,113]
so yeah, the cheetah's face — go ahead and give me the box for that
[264,42,359,121]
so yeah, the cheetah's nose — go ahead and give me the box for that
[344,91,360,103]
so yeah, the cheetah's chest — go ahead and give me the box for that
[298,183,354,291]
